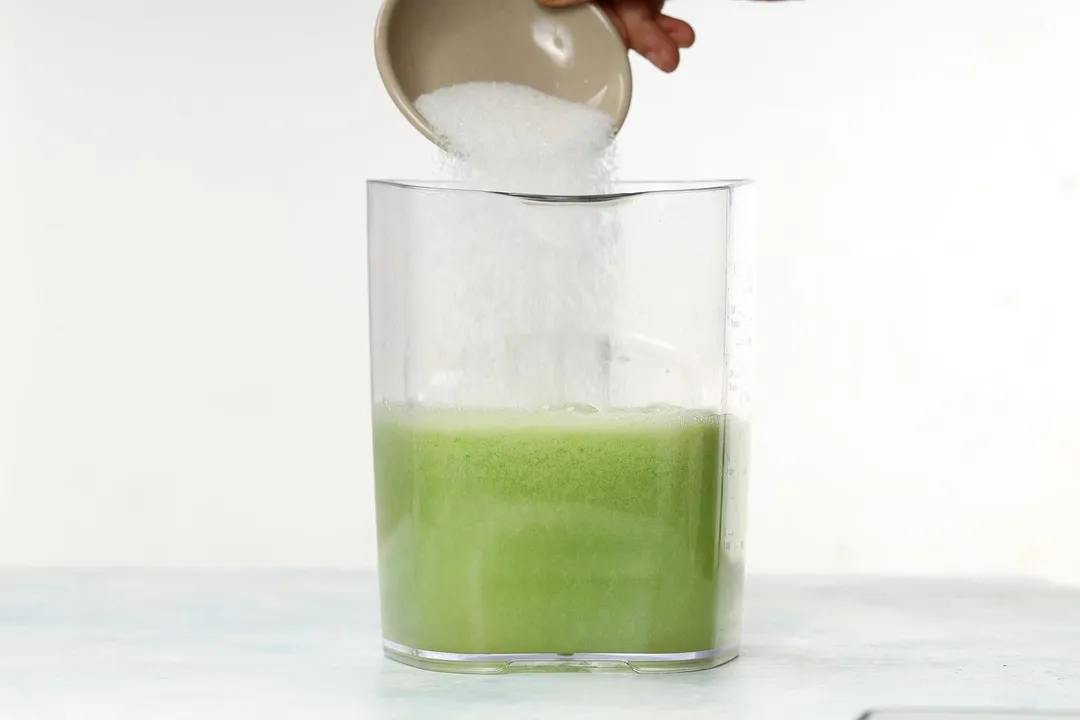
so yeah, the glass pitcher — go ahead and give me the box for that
[367,180,754,674]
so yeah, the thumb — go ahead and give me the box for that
[537,0,594,6]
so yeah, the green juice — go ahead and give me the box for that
[373,404,747,662]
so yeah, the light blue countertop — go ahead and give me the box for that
[1,573,1078,719]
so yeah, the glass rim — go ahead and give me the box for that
[367,179,752,204]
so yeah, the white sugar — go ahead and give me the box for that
[411,82,620,407]
[416,82,615,195]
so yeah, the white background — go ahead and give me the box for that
[2,0,1078,583]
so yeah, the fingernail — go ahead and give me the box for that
[646,51,662,66]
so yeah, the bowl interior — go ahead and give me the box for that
[376,0,632,142]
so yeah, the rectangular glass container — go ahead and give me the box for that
[367,180,754,674]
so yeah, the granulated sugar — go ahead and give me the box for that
[411,82,620,407]
[416,82,615,195]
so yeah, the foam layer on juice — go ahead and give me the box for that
[373,402,721,432]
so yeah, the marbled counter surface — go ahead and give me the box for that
[1,573,1078,719]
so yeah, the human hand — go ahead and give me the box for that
[538,0,695,73]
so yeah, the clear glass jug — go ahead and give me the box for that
[367,180,754,673]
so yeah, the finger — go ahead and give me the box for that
[537,0,593,6]
[657,14,695,49]
[613,0,681,72]
[600,2,631,46]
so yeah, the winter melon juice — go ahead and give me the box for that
[373,403,747,662]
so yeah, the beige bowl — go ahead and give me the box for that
[374,0,632,147]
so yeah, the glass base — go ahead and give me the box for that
[383,640,739,675]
